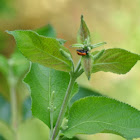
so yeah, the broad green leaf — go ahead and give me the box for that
[36,24,56,38]
[70,86,102,106]
[24,63,78,128]
[0,121,14,140]
[81,55,93,79]
[0,95,11,124]
[92,48,140,74]
[18,118,49,140]
[7,30,73,72]
[0,55,9,77]
[77,15,90,44]
[64,97,140,139]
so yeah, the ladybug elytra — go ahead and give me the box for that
[76,49,88,56]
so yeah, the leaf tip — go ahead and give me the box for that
[5,30,12,35]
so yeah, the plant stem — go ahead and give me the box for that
[75,69,84,78]
[50,108,54,139]
[51,75,76,140]
[9,65,18,140]
[49,91,55,139]
[51,57,82,140]
[75,58,81,74]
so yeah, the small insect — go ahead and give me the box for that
[76,49,88,56]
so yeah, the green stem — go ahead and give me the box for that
[51,74,76,140]
[51,57,82,140]
[49,91,55,139]
[75,58,81,74]
[50,108,54,139]
[9,65,18,140]
[75,69,84,79]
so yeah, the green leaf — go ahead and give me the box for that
[64,97,140,139]
[36,25,66,45]
[24,63,78,128]
[90,42,107,49]
[18,118,49,140]
[0,95,11,124]
[70,86,102,106]
[0,55,9,77]
[0,121,14,140]
[36,24,56,38]
[81,55,93,79]
[77,15,90,44]
[7,30,73,72]
[92,48,140,74]
[70,44,84,48]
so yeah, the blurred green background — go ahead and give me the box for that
[0,0,140,140]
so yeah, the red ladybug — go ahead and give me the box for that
[76,50,88,56]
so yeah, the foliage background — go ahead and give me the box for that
[0,0,140,140]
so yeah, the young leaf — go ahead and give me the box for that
[92,48,140,74]
[36,24,56,38]
[24,63,78,128]
[90,42,106,49]
[70,44,84,48]
[81,55,93,79]
[64,97,140,139]
[70,86,102,106]
[77,15,90,44]
[7,30,73,72]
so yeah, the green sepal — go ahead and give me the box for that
[81,55,93,80]
[90,42,107,49]
[70,44,84,48]
[77,15,90,44]
[59,49,74,71]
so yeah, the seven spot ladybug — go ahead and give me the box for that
[76,49,88,56]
